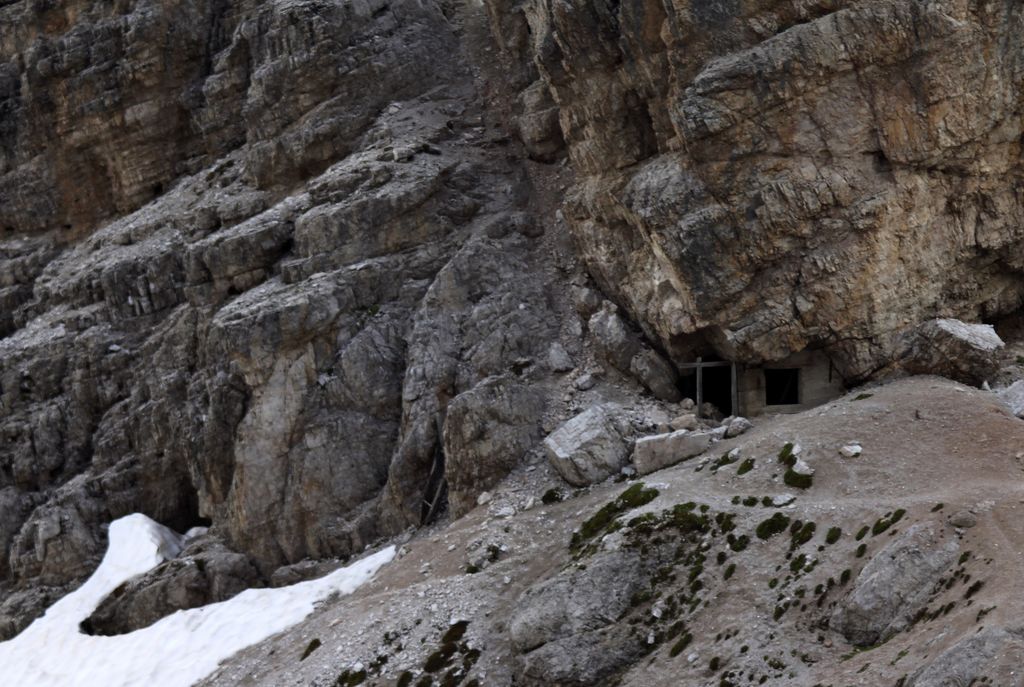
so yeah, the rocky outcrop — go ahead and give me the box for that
[0,0,569,634]
[486,0,1024,382]
[543,404,631,486]
[510,549,652,685]
[901,319,1004,386]
[81,533,261,636]
[7,0,1024,659]
[632,428,712,475]
[831,522,960,646]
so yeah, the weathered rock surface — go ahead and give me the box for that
[588,303,681,402]
[81,534,261,636]
[901,319,1004,385]
[543,405,631,486]
[0,0,569,633]
[485,0,1024,383]
[907,626,1024,687]
[632,429,712,475]
[510,549,652,685]
[997,380,1024,417]
[7,0,1024,673]
[442,376,545,517]
[831,522,959,646]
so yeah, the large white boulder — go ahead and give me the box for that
[632,429,713,475]
[543,405,630,486]
[902,319,1004,385]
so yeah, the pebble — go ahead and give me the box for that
[839,444,863,458]
[574,373,596,391]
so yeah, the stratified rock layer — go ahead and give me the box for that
[0,0,567,635]
[487,0,1024,379]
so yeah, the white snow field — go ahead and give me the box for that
[0,513,394,686]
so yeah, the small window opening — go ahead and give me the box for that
[765,368,800,406]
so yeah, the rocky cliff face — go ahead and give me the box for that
[1,0,1023,659]
[488,0,1024,379]
[0,0,576,635]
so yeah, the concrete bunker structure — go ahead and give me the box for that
[680,350,844,417]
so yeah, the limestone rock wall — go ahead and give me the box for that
[488,0,1024,380]
[4,0,1024,645]
[0,0,567,635]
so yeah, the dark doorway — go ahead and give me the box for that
[679,360,734,417]
[702,365,733,416]
[765,368,800,406]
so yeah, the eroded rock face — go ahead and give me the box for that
[81,534,262,636]
[487,0,1024,380]
[831,522,960,646]
[543,404,631,486]
[901,319,1004,386]
[509,549,652,685]
[0,0,565,634]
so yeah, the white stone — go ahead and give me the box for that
[547,342,574,372]
[543,404,629,486]
[633,429,713,475]
[998,380,1024,418]
[669,413,699,431]
[725,416,753,438]
[839,444,863,458]
[791,458,814,476]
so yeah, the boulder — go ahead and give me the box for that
[629,349,682,403]
[547,343,574,372]
[543,405,630,486]
[443,377,546,516]
[81,535,262,636]
[632,429,713,475]
[514,80,566,162]
[839,444,863,458]
[668,413,698,432]
[908,627,1024,687]
[724,416,753,438]
[510,550,651,685]
[831,522,959,646]
[588,304,641,371]
[997,380,1024,417]
[902,319,1004,385]
[588,303,681,402]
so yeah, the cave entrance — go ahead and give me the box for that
[679,357,737,418]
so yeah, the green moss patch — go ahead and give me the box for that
[789,521,816,549]
[571,483,660,552]
[756,513,791,540]
[737,458,756,476]
[335,669,367,686]
[783,468,812,489]
[301,638,322,661]
[871,509,906,536]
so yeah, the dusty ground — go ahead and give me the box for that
[197,375,1024,686]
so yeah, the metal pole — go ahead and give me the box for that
[695,356,703,417]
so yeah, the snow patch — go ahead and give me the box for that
[0,513,393,687]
